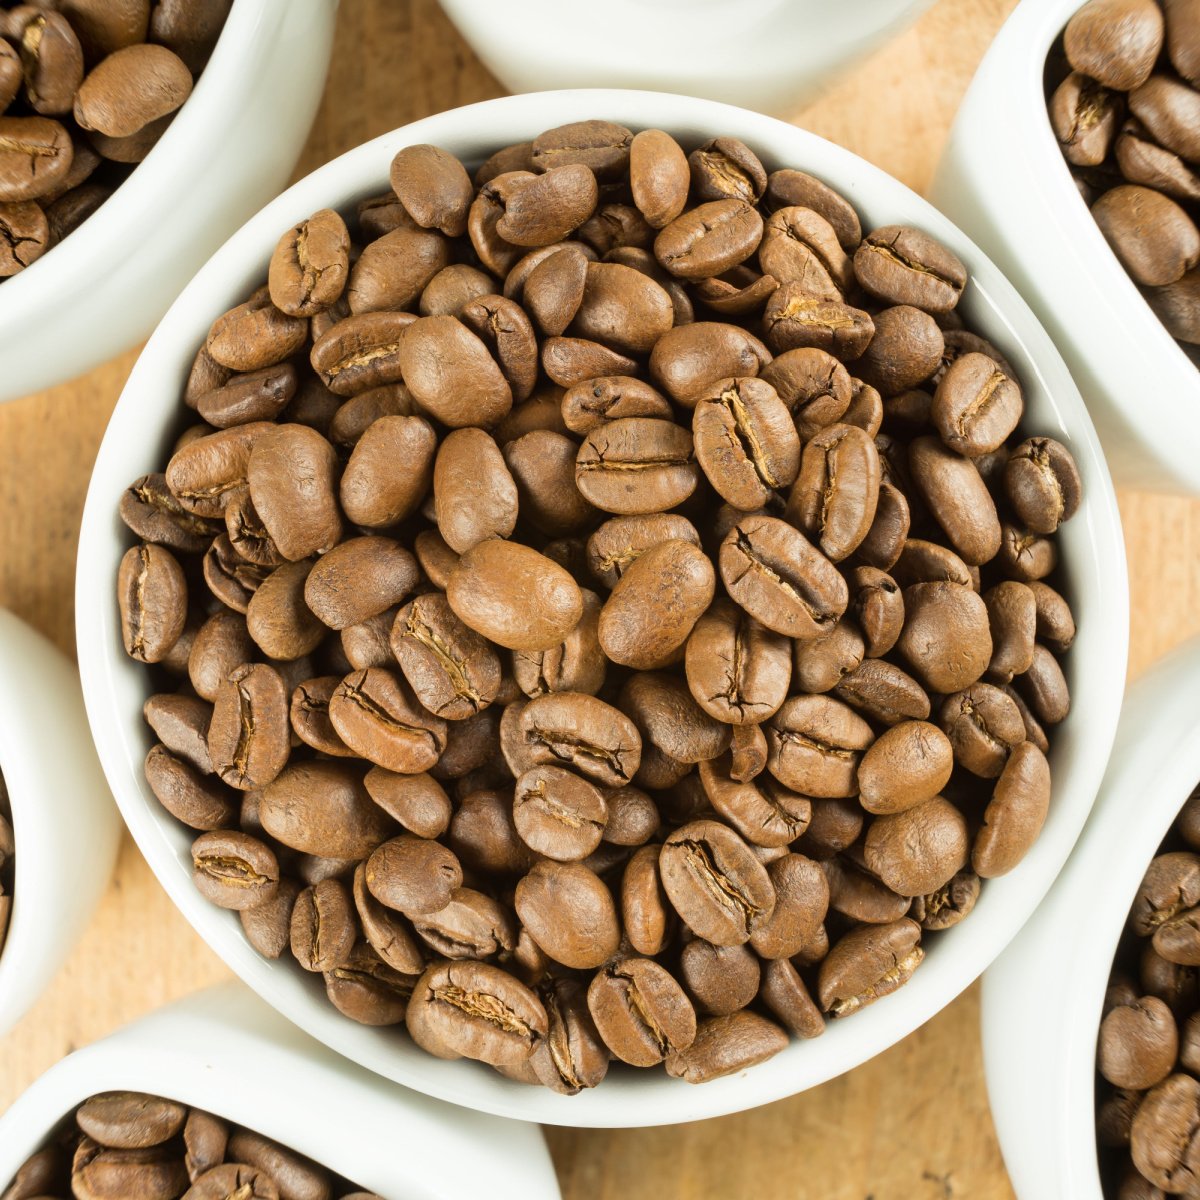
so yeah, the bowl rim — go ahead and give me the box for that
[982,634,1200,1200]
[75,87,1131,1127]
[0,982,561,1200]
[0,609,120,1037]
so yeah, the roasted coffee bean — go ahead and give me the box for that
[245,560,324,662]
[1094,185,1200,287]
[207,663,290,791]
[932,352,1023,457]
[763,284,875,358]
[767,694,874,798]
[118,542,186,663]
[692,377,799,510]
[191,830,279,910]
[909,435,1002,565]
[575,416,698,514]
[791,619,864,694]
[518,692,642,788]
[678,939,761,1017]
[854,226,966,313]
[311,311,413,396]
[833,658,931,727]
[855,305,944,398]
[1066,0,1164,90]
[939,682,1026,778]
[660,819,776,946]
[629,128,690,229]
[897,581,992,694]
[75,1091,187,1150]
[1004,437,1083,534]
[983,581,1037,683]
[407,958,546,1067]
[719,514,848,640]
[513,764,608,861]
[788,423,880,563]
[587,957,696,1066]
[972,741,1051,878]
[664,1010,789,1082]
[1017,643,1072,726]
[1051,72,1124,167]
[655,199,763,280]
[1100,996,1180,1089]
[699,753,811,848]
[857,720,954,815]
[749,853,829,959]
[447,540,583,652]
[818,918,923,1016]
[598,539,714,670]
[758,204,850,294]
[515,859,621,969]
[649,321,771,405]
[144,743,235,830]
[328,668,447,774]
[864,797,970,898]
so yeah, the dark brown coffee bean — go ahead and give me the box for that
[513,587,605,699]
[245,560,325,662]
[765,169,862,248]
[1051,72,1124,167]
[191,829,279,910]
[833,658,931,727]
[260,761,393,859]
[972,740,1051,877]
[749,853,829,959]
[207,663,290,791]
[719,514,848,640]
[678,939,760,1017]
[817,918,923,1016]
[346,225,450,315]
[531,119,631,178]
[311,312,413,396]
[983,581,1037,683]
[389,143,473,237]
[908,435,1001,565]
[513,764,608,861]
[519,692,642,788]
[75,1091,187,1149]
[1094,185,1200,287]
[364,834,461,918]
[144,743,236,831]
[144,693,212,775]
[649,321,771,406]
[791,619,864,694]
[0,116,73,202]
[570,260,673,355]
[660,819,776,946]
[855,306,944,398]
[447,540,583,652]
[1131,1074,1200,1192]
[763,284,875,359]
[541,334,638,387]
[864,797,970,898]
[897,581,992,694]
[621,844,671,956]
[788,423,881,563]
[407,958,546,1066]
[289,877,355,973]
[118,542,186,663]
[71,1138,190,1200]
[1004,437,1083,534]
[758,205,850,294]
[585,513,700,588]
[664,1010,788,1082]
[246,425,342,561]
[932,352,1024,457]
[854,226,967,313]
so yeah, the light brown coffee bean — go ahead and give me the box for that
[515,859,621,969]
[698,754,811,848]
[447,540,583,652]
[857,721,954,815]
[817,918,924,1016]
[655,199,764,280]
[513,764,608,861]
[788,423,881,563]
[118,542,186,663]
[366,834,462,916]
[854,225,967,313]
[972,740,1051,878]
[191,829,279,910]
[896,581,992,694]
[1005,437,1083,534]
[932,352,1024,457]
[762,283,875,359]
[664,1010,789,1083]
[575,416,699,515]
[629,128,689,229]
[587,957,696,1067]
[245,560,325,662]
[328,668,447,774]
[519,692,642,788]
[207,663,290,791]
[939,682,1026,778]
[399,314,513,428]
[678,939,761,1017]
[649,321,771,406]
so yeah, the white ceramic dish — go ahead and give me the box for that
[932,0,1200,494]
[0,0,337,405]
[76,89,1129,1127]
[0,982,561,1200]
[0,608,120,1038]
[982,633,1200,1200]
[437,0,934,117]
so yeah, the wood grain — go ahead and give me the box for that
[2,0,1199,1196]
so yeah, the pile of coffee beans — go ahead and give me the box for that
[1048,0,1200,352]
[1096,785,1200,1198]
[0,772,11,955]
[0,0,232,278]
[2,1090,380,1199]
[117,120,1081,1089]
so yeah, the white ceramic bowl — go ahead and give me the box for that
[931,0,1200,494]
[982,633,1200,1200]
[0,982,561,1200]
[76,89,1129,1127]
[0,0,337,405]
[437,0,934,117]
[0,608,120,1038]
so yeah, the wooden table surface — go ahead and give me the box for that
[2,1,1199,1195]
